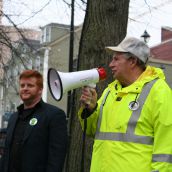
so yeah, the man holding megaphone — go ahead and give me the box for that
[78,37,172,172]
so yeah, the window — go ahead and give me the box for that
[0,87,3,100]
[41,26,51,43]
[35,56,40,71]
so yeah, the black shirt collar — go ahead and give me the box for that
[17,99,44,118]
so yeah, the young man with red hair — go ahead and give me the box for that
[0,70,67,172]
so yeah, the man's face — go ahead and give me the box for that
[109,52,131,81]
[19,77,42,104]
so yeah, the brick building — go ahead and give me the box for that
[149,27,172,87]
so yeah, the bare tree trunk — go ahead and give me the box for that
[66,0,130,172]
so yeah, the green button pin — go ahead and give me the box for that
[29,118,38,126]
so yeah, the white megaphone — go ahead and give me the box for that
[48,67,107,101]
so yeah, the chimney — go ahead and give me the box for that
[0,0,2,25]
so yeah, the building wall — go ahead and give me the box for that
[150,27,172,89]
[161,27,172,42]
[148,61,172,88]
[41,24,71,44]
[51,25,70,42]
[0,26,41,79]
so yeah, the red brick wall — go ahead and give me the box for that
[161,27,172,42]
[151,41,172,61]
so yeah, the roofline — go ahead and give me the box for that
[45,25,82,47]
[40,23,81,30]
[161,26,172,32]
[149,58,172,65]
[150,38,172,48]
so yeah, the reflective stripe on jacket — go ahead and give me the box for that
[78,66,172,172]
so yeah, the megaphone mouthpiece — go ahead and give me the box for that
[48,67,107,101]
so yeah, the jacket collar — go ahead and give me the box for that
[17,99,44,112]
[108,66,164,94]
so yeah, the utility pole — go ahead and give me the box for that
[67,0,74,119]
[67,0,75,134]
[65,0,74,171]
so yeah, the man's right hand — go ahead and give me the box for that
[80,86,97,111]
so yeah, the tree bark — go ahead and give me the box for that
[66,0,130,171]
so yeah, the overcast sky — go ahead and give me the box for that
[2,0,172,46]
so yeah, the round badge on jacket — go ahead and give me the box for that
[128,101,139,111]
[29,118,38,126]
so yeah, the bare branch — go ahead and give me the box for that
[17,0,53,26]
[1,10,38,53]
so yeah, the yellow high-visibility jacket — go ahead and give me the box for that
[78,66,172,172]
